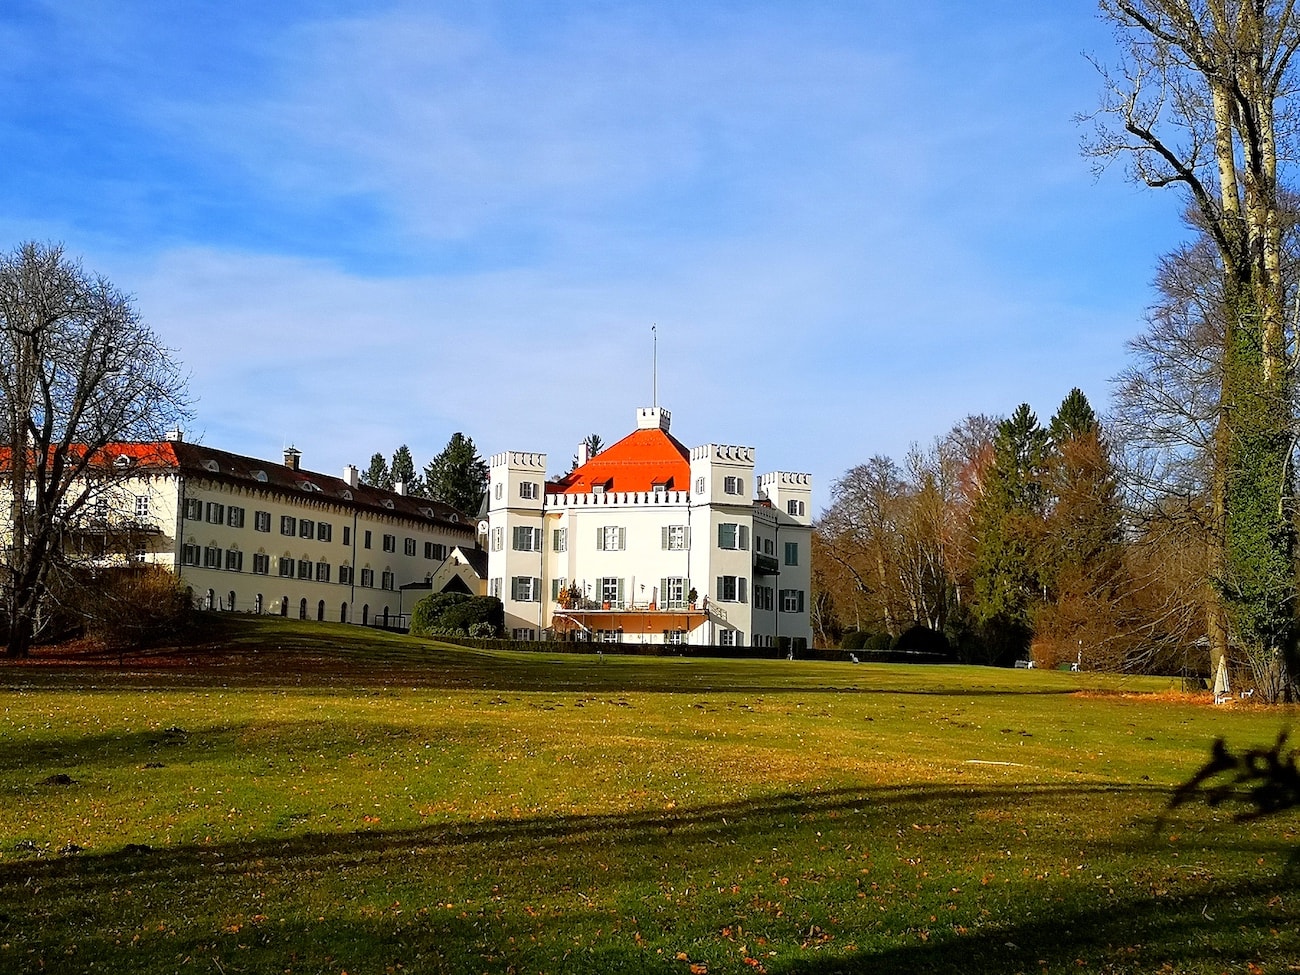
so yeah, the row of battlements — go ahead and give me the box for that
[544,489,691,508]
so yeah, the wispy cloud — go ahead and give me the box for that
[1,1,1184,501]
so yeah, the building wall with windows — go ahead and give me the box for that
[487,407,813,648]
[46,438,477,625]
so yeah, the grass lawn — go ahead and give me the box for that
[1,616,1297,974]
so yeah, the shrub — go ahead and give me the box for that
[441,596,504,634]
[410,591,471,636]
[891,624,952,656]
[864,632,893,652]
[411,593,503,637]
[841,630,870,651]
[78,565,192,650]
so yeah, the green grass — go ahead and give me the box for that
[0,616,1297,974]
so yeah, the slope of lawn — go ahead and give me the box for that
[0,616,1296,974]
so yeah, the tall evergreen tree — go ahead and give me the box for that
[970,404,1049,660]
[1036,391,1128,666]
[390,444,424,496]
[424,433,489,517]
[362,452,391,491]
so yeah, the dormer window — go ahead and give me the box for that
[251,470,268,482]
[203,459,220,473]
[592,484,606,495]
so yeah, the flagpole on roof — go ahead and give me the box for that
[652,324,657,408]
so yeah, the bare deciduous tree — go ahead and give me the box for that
[1087,1,1300,699]
[0,242,188,657]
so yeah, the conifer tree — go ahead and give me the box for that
[424,433,489,517]
[970,404,1049,660]
[362,452,391,491]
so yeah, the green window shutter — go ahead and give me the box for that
[596,527,604,550]
[739,578,747,603]
[661,526,669,549]
[617,578,625,604]
[683,527,690,548]
[739,525,749,550]
[618,527,626,550]
[660,577,669,605]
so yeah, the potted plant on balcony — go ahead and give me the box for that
[559,582,581,610]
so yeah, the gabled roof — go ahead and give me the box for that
[167,442,474,531]
[4,439,475,533]
[550,427,691,495]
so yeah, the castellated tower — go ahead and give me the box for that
[487,451,548,639]
[758,471,812,526]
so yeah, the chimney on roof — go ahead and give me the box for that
[343,464,359,488]
[165,427,184,442]
[637,406,671,431]
[284,446,301,471]
[394,481,407,496]
[576,440,591,467]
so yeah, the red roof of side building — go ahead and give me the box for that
[550,427,691,494]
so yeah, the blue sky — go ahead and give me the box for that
[2,1,1182,506]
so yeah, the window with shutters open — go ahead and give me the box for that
[659,576,687,608]
[662,525,689,550]
[596,526,625,551]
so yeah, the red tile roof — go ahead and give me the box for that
[551,427,691,494]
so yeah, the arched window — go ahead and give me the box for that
[228,591,236,613]
[254,593,263,615]
[316,600,325,622]
[205,588,214,611]
[298,597,307,620]
[280,597,288,617]
[362,604,369,626]
[340,602,348,624]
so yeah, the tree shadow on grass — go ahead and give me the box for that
[1,781,1294,973]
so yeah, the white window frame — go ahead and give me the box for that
[553,527,567,553]
[662,525,689,551]
[512,526,541,552]
[723,476,743,495]
[780,588,805,613]
[511,576,540,602]
[717,575,747,603]
[489,577,502,599]
[227,506,245,529]
[519,481,538,500]
[596,526,626,551]
[718,523,749,551]
[598,577,624,608]
[660,576,687,609]
[254,510,271,532]
[404,537,416,556]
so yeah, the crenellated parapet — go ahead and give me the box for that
[490,451,547,471]
[545,489,690,508]
[690,444,754,465]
